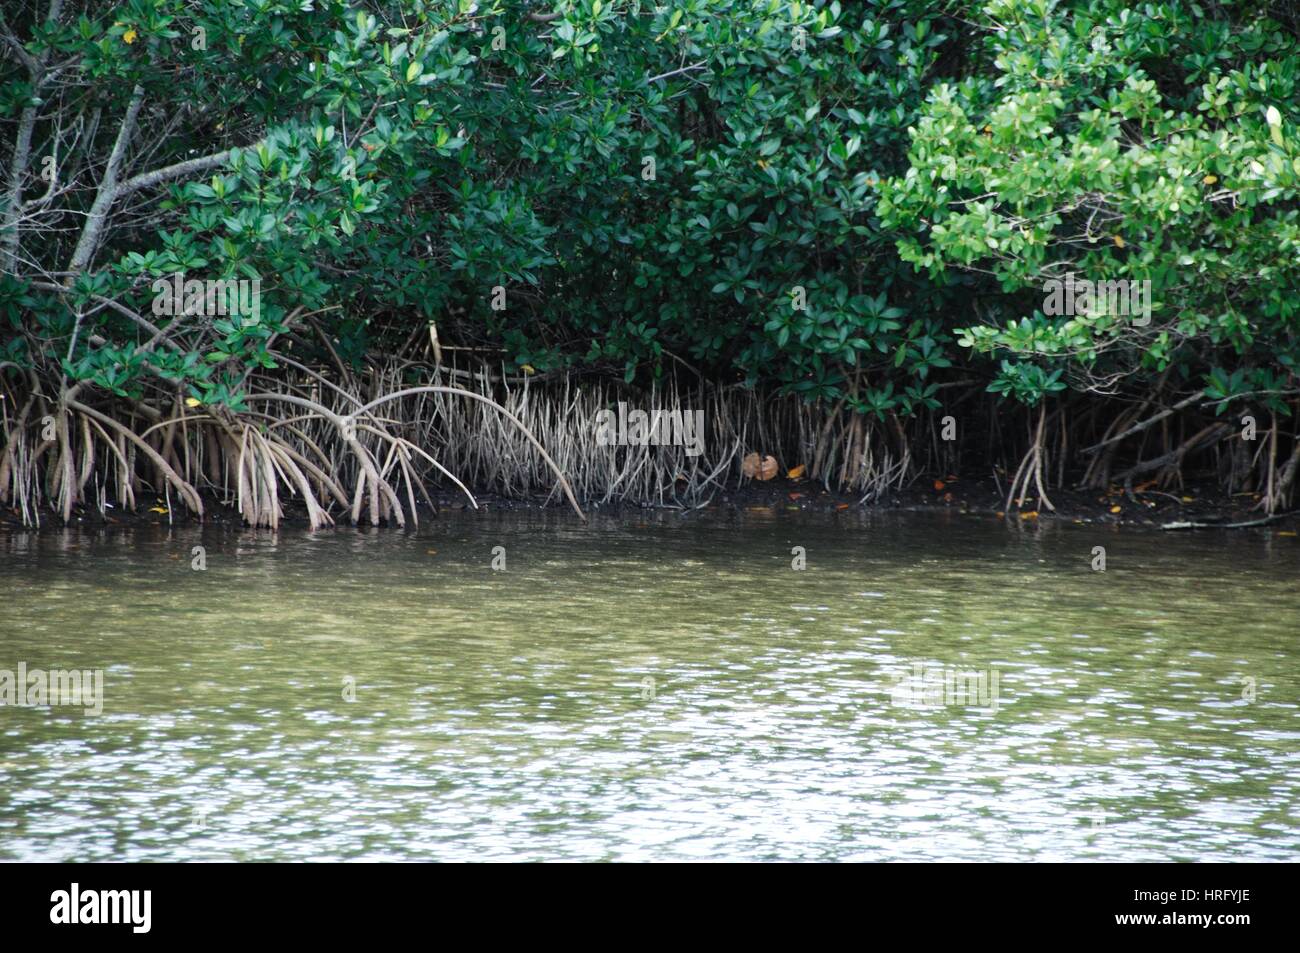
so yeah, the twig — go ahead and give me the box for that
[1161,513,1291,531]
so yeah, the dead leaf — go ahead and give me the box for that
[787,464,806,480]
[788,492,804,501]
[1110,505,1122,514]
[1020,511,1039,520]
[933,479,946,491]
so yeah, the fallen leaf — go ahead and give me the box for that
[933,479,946,491]
[1203,174,1218,185]
[788,492,804,501]
[835,503,850,511]
[1181,496,1194,503]
[1110,505,1122,514]
[942,492,954,502]
[149,506,168,514]
[787,464,806,479]
[426,549,437,555]
[184,397,201,408]
[1113,235,1125,247]
[1279,531,1297,537]
[1020,511,1039,520]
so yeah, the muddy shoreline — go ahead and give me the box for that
[3,474,1296,534]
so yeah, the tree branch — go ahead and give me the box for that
[116,147,248,201]
[66,84,145,276]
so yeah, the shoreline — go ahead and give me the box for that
[4,475,1296,534]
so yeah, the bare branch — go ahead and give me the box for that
[116,147,249,201]
[66,85,145,276]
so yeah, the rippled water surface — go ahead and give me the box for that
[1,510,1297,861]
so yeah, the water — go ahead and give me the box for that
[1,510,1297,861]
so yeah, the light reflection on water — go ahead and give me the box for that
[0,509,1297,861]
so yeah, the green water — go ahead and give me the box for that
[0,510,1296,861]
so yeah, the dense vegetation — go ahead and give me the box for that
[3,0,1299,525]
